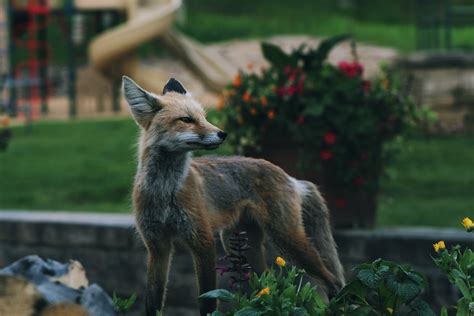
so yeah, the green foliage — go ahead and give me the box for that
[432,243,474,315]
[201,258,436,315]
[200,263,329,315]
[112,292,137,313]
[329,259,434,315]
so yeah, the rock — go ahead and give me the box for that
[0,255,117,316]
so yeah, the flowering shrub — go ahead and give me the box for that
[434,217,474,316]
[218,35,416,199]
[200,218,473,315]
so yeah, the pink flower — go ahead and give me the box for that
[353,176,365,186]
[323,132,336,145]
[363,80,371,93]
[296,115,305,125]
[338,61,364,78]
[335,198,347,208]
[320,149,333,161]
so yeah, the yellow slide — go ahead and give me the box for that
[88,0,233,93]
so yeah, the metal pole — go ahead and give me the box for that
[6,0,17,117]
[66,0,76,118]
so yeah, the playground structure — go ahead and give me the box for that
[0,0,233,121]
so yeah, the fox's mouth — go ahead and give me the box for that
[186,141,221,150]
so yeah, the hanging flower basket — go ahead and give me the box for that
[218,35,416,228]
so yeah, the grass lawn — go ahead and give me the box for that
[0,118,472,227]
[180,0,474,52]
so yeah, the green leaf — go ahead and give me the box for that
[198,289,235,302]
[291,307,308,316]
[303,105,324,118]
[346,306,374,316]
[454,279,472,300]
[210,311,225,316]
[440,306,448,316]
[112,292,137,312]
[261,42,293,69]
[313,34,351,64]
[357,269,380,289]
[234,306,263,316]
[411,298,435,316]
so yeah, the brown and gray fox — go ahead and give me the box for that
[122,76,345,316]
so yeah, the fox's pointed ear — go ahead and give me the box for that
[162,78,187,95]
[122,76,161,128]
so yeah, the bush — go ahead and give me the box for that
[218,35,416,198]
[200,217,474,315]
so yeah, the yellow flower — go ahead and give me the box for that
[462,217,474,231]
[387,307,393,314]
[433,240,446,252]
[275,256,286,267]
[256,287,270,297]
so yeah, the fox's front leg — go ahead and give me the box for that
[185,229,217,316]
[144,238,173,316]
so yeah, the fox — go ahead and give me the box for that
[122,76,345,316]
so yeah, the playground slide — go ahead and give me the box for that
[89,0,233,93]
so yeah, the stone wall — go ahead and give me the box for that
[0,211,471,315]
[397,52,474,132]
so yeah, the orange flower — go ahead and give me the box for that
[267,110,275,120]
[233,74,241,87]
[247,63,254,71]
[242,91,252,103]
[256,287,270,297]
[249,108,257,116]
[0,116,10,127]
[224,89,236,97]
[260,96,268,107]
[216,96,225,111]
[271,85,277,92]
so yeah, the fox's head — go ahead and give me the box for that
[123,76,226,152]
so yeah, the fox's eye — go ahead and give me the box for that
[178,116,195,123]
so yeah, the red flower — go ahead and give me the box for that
[338,61,364,78]
[276,86,287,97]
[323,132,336,145]
[320,149,333,161]
[287,85,297,96]
[284,65,292,75]
[353,176,365,186]
[335,198,347,208]
[296,115,305,125]
[363,80,371,93]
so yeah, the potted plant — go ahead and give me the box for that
[217,35,416,228]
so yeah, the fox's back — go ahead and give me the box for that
[190,156,298,218]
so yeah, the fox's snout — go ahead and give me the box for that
[217,131,227,140]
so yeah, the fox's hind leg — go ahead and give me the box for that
[221,218,268,275]
[267,212,342,296]
[299,181,345,287]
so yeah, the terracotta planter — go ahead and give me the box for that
[246,137,378,228]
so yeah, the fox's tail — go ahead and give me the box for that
[299,180,346,287]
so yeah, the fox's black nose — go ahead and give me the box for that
[217,131,227,140]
